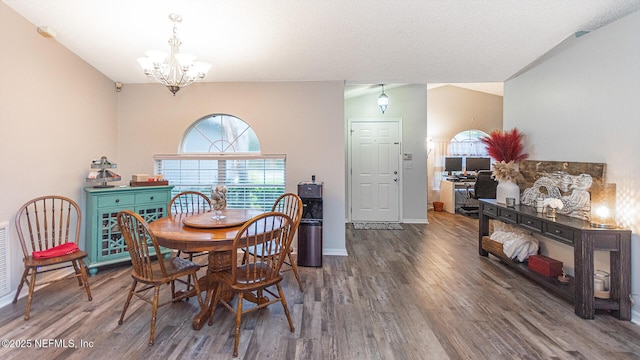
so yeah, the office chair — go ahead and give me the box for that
[470,170,498,200]
[460,171,498,216]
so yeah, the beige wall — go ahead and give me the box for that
[427,85,503,142]
[116,81,346,255]
[426,85,503,203]
[0,2,117,302]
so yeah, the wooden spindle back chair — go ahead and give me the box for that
[243,193,304,291]
[168,190,212,266]
[168,191,213,216]
[13,195,92,320]
[208,212,295,357]
[116,210,204,345]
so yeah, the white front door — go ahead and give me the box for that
[350,120,401,222]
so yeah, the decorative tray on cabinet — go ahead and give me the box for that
[86,156,121,188]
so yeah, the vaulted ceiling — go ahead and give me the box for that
[5,0,640,89]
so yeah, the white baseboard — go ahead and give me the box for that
[323,248,348,256]
[344,219,429,225]
[402,218,428,224]
[632,309,639,325]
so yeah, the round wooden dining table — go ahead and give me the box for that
[148,208,263,330]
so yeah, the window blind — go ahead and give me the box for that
[154,154,286,211]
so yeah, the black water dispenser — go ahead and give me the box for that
[298,180,323,267]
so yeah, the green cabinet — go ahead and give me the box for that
[84,185,173,275]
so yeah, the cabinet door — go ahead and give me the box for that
[136,203,167,223]
[96,205,167,262]
[97,207,129,262]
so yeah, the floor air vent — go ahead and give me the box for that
[0,222,8,298]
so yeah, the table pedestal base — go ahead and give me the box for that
[191,250,268,330]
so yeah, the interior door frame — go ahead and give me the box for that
[347,117,403,223]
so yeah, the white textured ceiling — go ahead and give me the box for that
[4,0,640,87]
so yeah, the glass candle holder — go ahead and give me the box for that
[545,207,557,219]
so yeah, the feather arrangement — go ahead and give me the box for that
[480,128,529,163]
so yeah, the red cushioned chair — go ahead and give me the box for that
[13,195,92,320]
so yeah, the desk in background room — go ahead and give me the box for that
[440,178,475,214]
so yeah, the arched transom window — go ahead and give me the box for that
[448,129,489,157]
[155,114,285,210]
[181,114,260,153]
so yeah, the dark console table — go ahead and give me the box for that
[478,199,631,320]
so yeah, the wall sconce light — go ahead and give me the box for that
[426,137,435,157]
[378,84,389,114]
[590,183,617,228]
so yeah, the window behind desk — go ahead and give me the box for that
[433,129,491,190]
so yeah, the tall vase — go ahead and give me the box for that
[496,179,520,205]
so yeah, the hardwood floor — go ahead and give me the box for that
[1,211,639,359]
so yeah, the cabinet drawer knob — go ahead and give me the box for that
[115,199,120,203]
[555,230,561,234]
[150,196,154,200]
[527,220,533,225]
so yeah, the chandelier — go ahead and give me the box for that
[137,14,211,95]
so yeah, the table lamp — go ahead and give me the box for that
[590,183,616,228]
